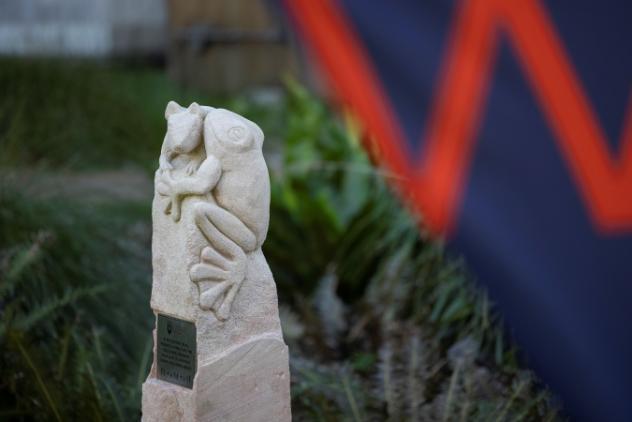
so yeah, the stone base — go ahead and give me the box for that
[142,379,194,421]
[142,337,291,421]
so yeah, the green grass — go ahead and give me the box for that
[0,59,562,421]
[0,188,153,420]
[0,58,285,172]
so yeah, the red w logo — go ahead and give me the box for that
[285,0,632,236]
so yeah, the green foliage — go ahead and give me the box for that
[0,189,153,420]
[0,58,286,173]
[0,59,211,171]
[264,81,561,421]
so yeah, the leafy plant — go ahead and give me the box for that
[0,188,153,420]
[0,59,212,171]
[264,81,562,421]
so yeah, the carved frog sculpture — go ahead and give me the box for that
[156,101,269,320]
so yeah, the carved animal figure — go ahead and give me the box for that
[158,101,210,220]
[159,101,206,171]
[157,103,269,320]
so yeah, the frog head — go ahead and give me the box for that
[204,108,264,159]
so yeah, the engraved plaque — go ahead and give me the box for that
[157,314,196,388]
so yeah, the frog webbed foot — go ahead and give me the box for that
[198,277,234,313]
[190,245,246,320]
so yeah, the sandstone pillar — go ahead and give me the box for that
[142,101,291,421]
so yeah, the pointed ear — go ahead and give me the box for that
[165,101,183,119]
[188,102,202,117]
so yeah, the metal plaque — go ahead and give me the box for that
[156,314,197,389]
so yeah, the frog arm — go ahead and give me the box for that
[163,156,221,222]
[172,155,221,197]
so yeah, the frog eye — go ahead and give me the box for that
[225,123,251,149]
[211,110,253,151]
[228,126,246,141]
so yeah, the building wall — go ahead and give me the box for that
[166,0,299,93]
[0,0,167,56]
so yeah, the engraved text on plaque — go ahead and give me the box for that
[157,314,196,388]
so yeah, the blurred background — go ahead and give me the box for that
[0,1,563,421]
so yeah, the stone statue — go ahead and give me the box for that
[142,102,291,421]
[156,101,270,320]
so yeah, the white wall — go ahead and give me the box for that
[0,0,167,56]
